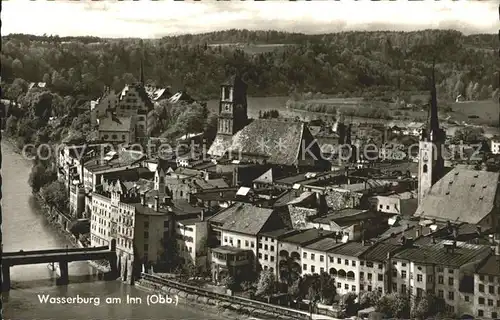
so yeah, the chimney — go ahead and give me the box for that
[154,196,159,212]
[416,227,421,237]
[200,209,205,221]
[141,193,146,206]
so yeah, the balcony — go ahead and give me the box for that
[212,246,251,267]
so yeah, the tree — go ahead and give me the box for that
[340,292,358,315]
[288,278,301,302]
[318,272,337,304]
[255,270,276,297]
[359,290,382,308]
[29,164,57,193]
[41,180,69,212]
[220,275,237,291]
[453,127,484,144]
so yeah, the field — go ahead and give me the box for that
[448,100,499,126]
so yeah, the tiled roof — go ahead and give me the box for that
[280,229,334,245]
[359,242,400,262]
[211,203,275,235]
[209,120,320,166]
[415,168,500,224]
[475,254,500,276]
[98,116,133,132]
[327,241,370,257]
[393,240,491,268]
[305,238,343,252]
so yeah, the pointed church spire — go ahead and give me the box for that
[429,60,439,141]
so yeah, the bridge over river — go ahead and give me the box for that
[2,243,118,291]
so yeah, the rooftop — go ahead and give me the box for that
[98,116,134,132]
[212,245,249,255]
[359,242,401,262]
[327,241,370,257]
[209,119,321,165]
[393,240,491,268]
[259,228,296,239]
[475,254,500,276]
[209,203,275,235]
[415,168,500,225]
[305,238,344,252]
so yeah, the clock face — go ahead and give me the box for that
[423,153,429,162]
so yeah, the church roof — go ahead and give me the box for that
[209,119,317,166]
[415,168,499,224]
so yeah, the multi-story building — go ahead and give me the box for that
[326,241,369,295]
[301,238,343,277]
[116,83,154,136]
[358,242,401,294]
[392,240,491,316]
[368,191,418,216]
[277,229,334,282]
[257,228,298,277]
[473,254,500,319]
[208,203,289,272]
[69,184,86,218]
[90,89,118,127]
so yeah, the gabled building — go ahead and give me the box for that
[98,115,136,144]
[473,254,500,319]
[415,168,500,230]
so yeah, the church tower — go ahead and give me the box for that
[418,64,445,205]
[217,75,248,136]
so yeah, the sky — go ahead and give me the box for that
[2,0,498,38]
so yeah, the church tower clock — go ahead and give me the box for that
[418,65,445,205]
[217,75,248,136]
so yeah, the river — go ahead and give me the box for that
[1,140,233,320]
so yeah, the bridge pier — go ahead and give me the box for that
[2,264,11,291]
[57,261,69,285]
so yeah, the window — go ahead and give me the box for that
[492,312,497,319]
[320,267,324,274]
[329,256,334,263]
[237,239,241,248]
[264,244,268,250]
[392,283,397,292]
[478,310,484,317]
[366,262,374,267]
[264,254,268,261]
[311,253,315,261]
[479,284,485,292]
[251,241,255,248]
[489,285,494,294]
[345,284,349,290]
[378,263,383,270]
[163,221,169,228]
[259,243,263,249]
[401,271,407,279]
[270,245,274,251]
[360,272,364,279]
[303,264,307,271]
[423,164,428,173]
[112,134,117,140]
[438,276,444,284]
[464,295,469,302]
[448,268,454,274]
[416,274,422,282]
[437,266,444,272]
[378,274,383,281]
[392,269,397,277]
[360,261,364,266]
[427,275,433,283]
[401,262,407,267]
[303,252,307,259]
[352,261,356,266]
[487,299,493,306]
[352,285,356,291]
[224,237,228,243]
[320,255,324,262]
[448,291,454,301]
[479,275,484,281]
[438,290,444,298]
[345,259,349,266]
[337,258,341,264]
[368,285,372,292]
[311,266,315,273]
[144,231,149,239]
[259,253,262,259]
[401,285,406,293]
[122,135,126,140]
[245,240,249,247]
[448,277,454,286]
[478,297,485,305]
[270,256,274,262]
[337,282,341,288]
[368,273,373,280]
